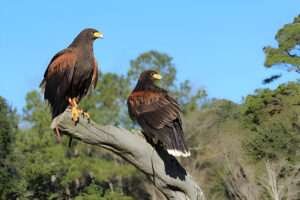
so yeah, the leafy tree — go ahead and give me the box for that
[23,90,51,134]
[0,96,18,198]
[241,82,300,162]
[264,15,300,72]
[0,96,18,159]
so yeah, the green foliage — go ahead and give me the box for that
[174,80,207,113]
[0,96,18,198]
[245,123,300,161]
[264,15,300,71]
[0,96,18,159]
[75,183,134,200]
[241,82,300,162]
[23,90,51,133]
[241,88,277,128]
[81,72,131,126]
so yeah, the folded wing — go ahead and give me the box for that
[40,49,77,118]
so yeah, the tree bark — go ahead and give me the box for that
[52,109,205,200]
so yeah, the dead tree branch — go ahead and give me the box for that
[52,109,205,200]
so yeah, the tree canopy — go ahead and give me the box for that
[264,15,300,72]
[0,97,18,199]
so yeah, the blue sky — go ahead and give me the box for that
[0,0,299,112]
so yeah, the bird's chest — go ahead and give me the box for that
[130,91,160,106]
[75,56,94,75]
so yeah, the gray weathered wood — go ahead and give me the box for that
[52,109,205,200]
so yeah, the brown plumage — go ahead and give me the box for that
[40,28,102,118]
[40,28,103,141]
[127,70,190,157]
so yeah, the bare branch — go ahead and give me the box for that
[52,109,205,200]
[260,160,300,200]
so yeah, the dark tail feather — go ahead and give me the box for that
[51,100,68,119]
[161,122,190,157]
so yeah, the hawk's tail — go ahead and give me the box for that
[162,121,190,157]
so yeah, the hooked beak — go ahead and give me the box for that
[152,73,162,80]
[93,31,104,39]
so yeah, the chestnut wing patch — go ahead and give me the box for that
[45,49,77,79]
[41,48,77,117]
[128,91,181,129]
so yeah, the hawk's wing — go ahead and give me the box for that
[40,48,77,117]
[127,91,181,129]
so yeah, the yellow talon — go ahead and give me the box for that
[71,106,80,123]
[68,97,82,124]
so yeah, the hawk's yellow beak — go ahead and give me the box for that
[152,73,162,80]
[93,32,104,39]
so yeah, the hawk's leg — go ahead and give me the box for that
[54,127,62,143]
[68,97,82,124]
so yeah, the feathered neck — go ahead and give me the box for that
[69,37,94,53]
[133,79,161,92]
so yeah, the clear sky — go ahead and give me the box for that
[0,0,299,112]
